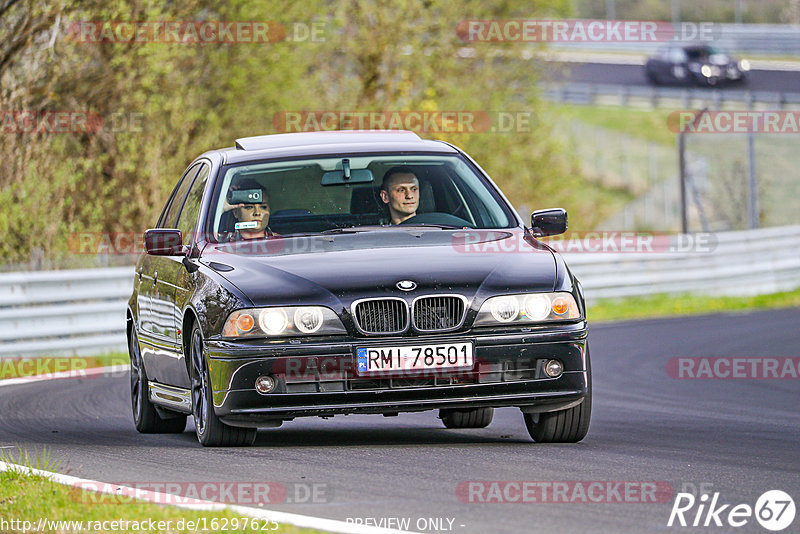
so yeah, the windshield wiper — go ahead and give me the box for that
[320,227,369,234]
[397,223,466,230]
[283,224,466,237]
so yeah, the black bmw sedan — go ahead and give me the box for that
[127,130,591,447]
[645,44,749,86]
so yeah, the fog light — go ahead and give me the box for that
[255,375,277,394]
[544,359,563,378]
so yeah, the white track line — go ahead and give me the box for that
[0,364,130,388]
[0,368,415,534]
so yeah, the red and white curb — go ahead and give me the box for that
[0,367,415,534]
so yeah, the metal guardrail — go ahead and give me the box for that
[565,225,800,299]
[1,225,798,357]
[542,82,800,109]
[0,268,132,357]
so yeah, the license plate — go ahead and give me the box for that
[356,342,474,376]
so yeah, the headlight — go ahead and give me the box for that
[222,306,346,338]
[701,65,712,77]
[490,296,520,323]
[474,292,580,326]
[739,59,750,71]
[259,308,288,335]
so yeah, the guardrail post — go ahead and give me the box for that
[678,132,688,233]
[747,131,759,229]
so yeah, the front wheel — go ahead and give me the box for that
[523,347,592,443]
[190,324,256,447]
[129,326,186,434]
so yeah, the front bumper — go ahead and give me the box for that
[205,322,589,426]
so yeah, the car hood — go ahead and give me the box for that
[201,229,557,308]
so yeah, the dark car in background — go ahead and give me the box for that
[645,44,750,86]
[127,130,591,447]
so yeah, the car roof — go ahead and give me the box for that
[199,130,459,165]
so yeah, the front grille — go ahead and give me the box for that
[353,298,408,334]
[412,295,465,331]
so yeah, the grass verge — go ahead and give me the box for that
[0,353,129,381]
[554,103,675,146]
[588,286,800,323]
[0,450,320,534]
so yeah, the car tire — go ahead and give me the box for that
[523,346,592,443]
[129,326,187,434]
[440,407,494,429]
[190,324,257,447]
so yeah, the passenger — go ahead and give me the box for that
[379,166,419,225]
[223,179,273,239]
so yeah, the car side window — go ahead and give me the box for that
[159,163,201,229]
[176,163,210,244]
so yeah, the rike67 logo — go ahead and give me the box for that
[668,490,795,531]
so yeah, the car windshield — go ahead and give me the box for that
[210,154,515,241]
[686,46,718,59]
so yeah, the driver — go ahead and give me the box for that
[379,166,419,225]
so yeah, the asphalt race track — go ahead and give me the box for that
[553,62,800,93]
[1,308,799,533]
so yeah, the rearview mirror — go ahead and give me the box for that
[531,208,568,237]
[321,162,374,186]
[144,229,185,256]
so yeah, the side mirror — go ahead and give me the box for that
[144,229,185,256]
[531,208,568,237]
